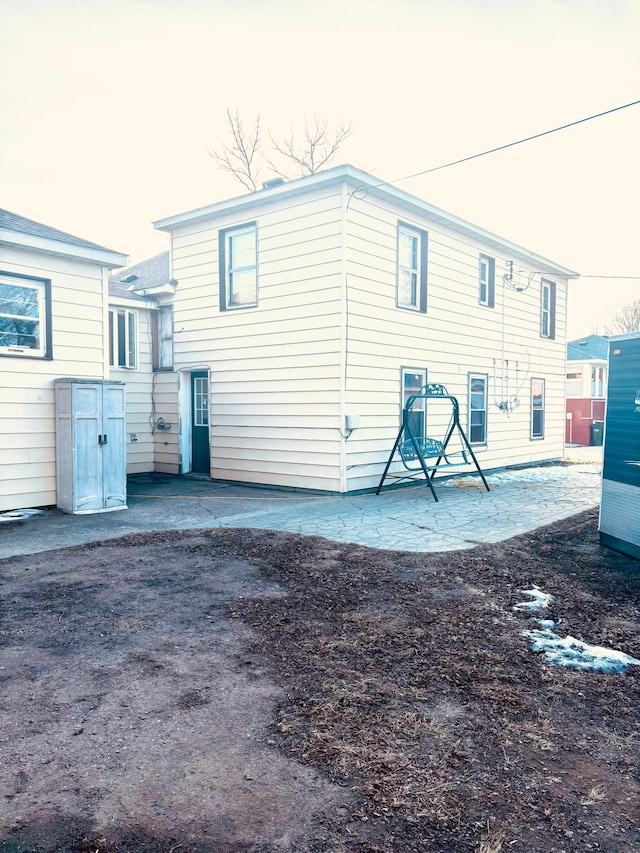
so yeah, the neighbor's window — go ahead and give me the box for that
[531,378,545,439]
[219,222,258,310]
[0,272,51,358]
[109,308,137,369]
[468,373,488,444]
[478,254,495,307]
[591,366,604,397]
[152,305,173,370]
[397,222,428,312]
[402,367,427,437]
[540,279,556,339]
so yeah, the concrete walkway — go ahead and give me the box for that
[0,448,602,557]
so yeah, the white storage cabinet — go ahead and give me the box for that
[55,379,127,514]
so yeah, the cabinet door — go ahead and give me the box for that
[102,384,127,508]
[73,384,103,511]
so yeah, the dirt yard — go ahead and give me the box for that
[0,507,638,853]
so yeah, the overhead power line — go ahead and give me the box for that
[362,99,640,192]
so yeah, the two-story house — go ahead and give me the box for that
[1,167,579,511]
[143,164,578,493]
[565,334,609,445]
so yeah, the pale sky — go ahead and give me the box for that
[1,0,639,337]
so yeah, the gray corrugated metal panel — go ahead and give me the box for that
[108,252,171,299]
[567,334,610,361]
[609,331,640,342]
[153,164,579,279]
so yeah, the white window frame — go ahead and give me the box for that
[397,222,427,312]
[478,254,495,307]
[220,223,258,310]
[402,367,427,437]
[468,373,488,445]
[540,279,556,339]
[109,307,138,369]
[531,378,545,439]
[591,366,604,397]
[0,272,49,358]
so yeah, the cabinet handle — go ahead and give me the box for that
[98,434,109,446]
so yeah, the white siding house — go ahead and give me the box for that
[565,334,608,445]
[0,209,126,511]
[153,165,578,494]
[107,252,179,476]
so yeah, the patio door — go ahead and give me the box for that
[191,371,210,475]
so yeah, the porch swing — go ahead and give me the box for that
[375,383,491,502]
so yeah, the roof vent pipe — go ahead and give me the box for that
[262,177,286,190]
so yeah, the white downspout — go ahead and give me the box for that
[339,182,349,493]
[102,267,110,380]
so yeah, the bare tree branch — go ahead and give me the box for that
[601,298,640,335]
[210,111,353,189]
[209,109,262,191]
[270,115,353,176]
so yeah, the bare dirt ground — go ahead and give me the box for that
[0,507,639,853]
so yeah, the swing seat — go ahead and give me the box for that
[398,437,469,470]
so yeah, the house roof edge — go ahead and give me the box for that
[0,228,127,269]
[153,164,579,278]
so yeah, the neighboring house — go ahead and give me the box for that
[107,252,179,475]
[145,164,578,493]
[0,209,126,512]
[565,334,609,445]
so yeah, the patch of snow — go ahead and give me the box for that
[523,627,640,673]
[514,585,553,611]
[0,508,44,522]
[535,617,559,629]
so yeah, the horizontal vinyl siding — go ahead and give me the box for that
[342,195,569,492]
[109,307,155,475]
[0,248,108,511]
[172,186,345,490]
[153,371,180,474]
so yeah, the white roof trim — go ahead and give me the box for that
[0,228,127,269]
[153,164,579,279]
[109,294,158,309]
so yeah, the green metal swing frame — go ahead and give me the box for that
[376,383,491,502]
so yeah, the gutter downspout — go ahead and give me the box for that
[102,267,110,380]
[339,182,349,493]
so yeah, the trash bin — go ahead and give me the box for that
[590,421,604,446]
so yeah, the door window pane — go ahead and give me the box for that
[193,376,209,427]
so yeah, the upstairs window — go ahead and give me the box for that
[591,366,604,397]
[540,279,556,339]
[219,223,258,310]
[397,222,427,312]
[109,308,137,369]
[478,254,495,307]
[0,272,51,358]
